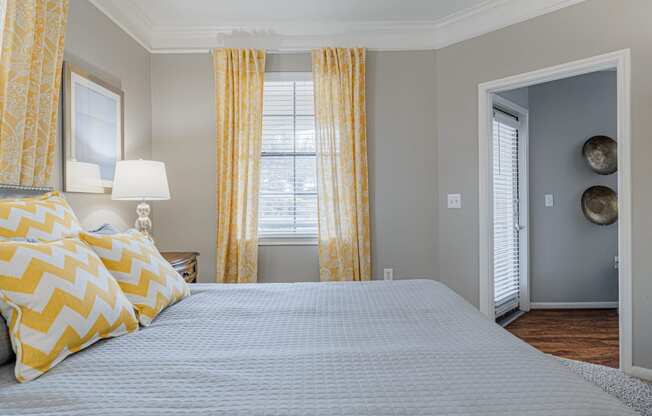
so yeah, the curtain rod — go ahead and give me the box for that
[151,49,312,55]
[152,47,422,55]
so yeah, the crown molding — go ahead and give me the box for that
[88,0,154,52]
[432,0,587,49]
[89,0,587,54]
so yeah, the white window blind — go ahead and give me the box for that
[258,76,317,238]
[493,109,521,318]
[0,0,5,50]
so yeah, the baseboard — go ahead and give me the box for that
[530,302,618,309]
[630,366,652,381]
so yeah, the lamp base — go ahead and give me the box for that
[135,201,153,241]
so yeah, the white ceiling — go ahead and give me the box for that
[89,0,587,53]
[137,0,487,24]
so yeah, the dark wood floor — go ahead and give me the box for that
[506,309,619,368]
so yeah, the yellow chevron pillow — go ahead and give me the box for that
[80,230,190,326]
[0,192,83,241]
[0,238,139,382]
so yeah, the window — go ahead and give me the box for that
[0,0,6,51]
[493,107,521,318]
[258,73,317,242]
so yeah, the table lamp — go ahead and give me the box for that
[112,159,170,241]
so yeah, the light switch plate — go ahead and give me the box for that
[383,268,393,281]
[447,194,462,209]
[545,194,554,207]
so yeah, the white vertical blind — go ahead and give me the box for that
[493,109,521,318]
[258,79,318,236]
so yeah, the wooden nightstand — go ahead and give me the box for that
[161,252,199,283]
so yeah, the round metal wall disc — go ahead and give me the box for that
[581,185,618,225]
[582,135,617,175]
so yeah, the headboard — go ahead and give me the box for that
[0,184,53,199]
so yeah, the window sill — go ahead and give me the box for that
[258,235,318,246]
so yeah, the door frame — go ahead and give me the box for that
[492,94,530,314]
[477,49,632,373]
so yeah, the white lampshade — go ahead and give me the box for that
[66,161,103,193]
[112,160,170,201]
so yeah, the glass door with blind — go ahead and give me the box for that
[492,102,528,321]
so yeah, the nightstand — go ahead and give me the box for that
[161,251,199,283]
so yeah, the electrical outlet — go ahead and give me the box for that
[447,194,462,209]
[383,268,393,281]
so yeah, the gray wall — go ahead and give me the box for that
[527,72,618,303]
[367,51,437,282]
[498,88,529,109]
[151,50,437,284]
[149,52,222,282]
[0,0,152,229]
[61,0,152,229]
[434,0,652,368]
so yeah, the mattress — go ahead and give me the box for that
[0,280,635,415]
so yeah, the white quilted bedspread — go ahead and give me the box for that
[0,280,635,415]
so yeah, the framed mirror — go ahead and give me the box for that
[63,62,124,193]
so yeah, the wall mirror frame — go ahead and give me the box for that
[63,62,124,194]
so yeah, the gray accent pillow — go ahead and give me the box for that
[88,223,119,235]
[0,316,13,365]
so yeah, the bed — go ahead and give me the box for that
[0,280,634,415]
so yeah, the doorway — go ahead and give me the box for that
[477,50,632,373]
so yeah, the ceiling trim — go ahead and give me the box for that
[432,0,587,49]
[89,0,587,54]
[88,0,153,51]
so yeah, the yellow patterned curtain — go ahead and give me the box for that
[212,48,265,283]
[312,48,371,282]
[0,0,69,187]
